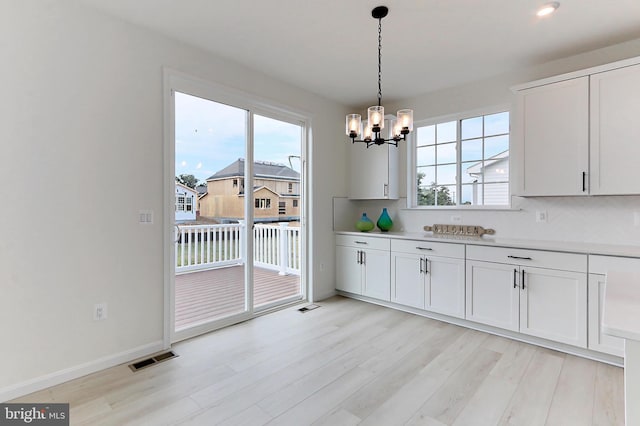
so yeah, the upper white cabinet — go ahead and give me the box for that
[512,58,640,196]
[590,63,640,195]
[348,118,399,200]
[512,77,589,196]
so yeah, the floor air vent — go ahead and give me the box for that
[129,351,178,372]
[298,304,320,313]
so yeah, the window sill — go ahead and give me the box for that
[402,205,521,212]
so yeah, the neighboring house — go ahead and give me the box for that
[465,151,509,205]
[175,182,197,222]
[199,158,300,223]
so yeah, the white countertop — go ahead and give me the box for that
[334,230,640,258]
[603,270,640,341]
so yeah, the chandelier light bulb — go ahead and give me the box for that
[346,114,362,138]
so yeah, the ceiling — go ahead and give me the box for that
[75,0,640,108]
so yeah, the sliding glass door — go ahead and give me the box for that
[167,77,306,343]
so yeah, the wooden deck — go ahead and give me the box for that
[175,265,301,330]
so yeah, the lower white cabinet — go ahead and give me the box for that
[588,273,624,357]
[466,261,519,331]
[466,246,588,348]
[391,240,465,318]
[334,233,637,358]
[336,235,390,301]
[587,255,640,357]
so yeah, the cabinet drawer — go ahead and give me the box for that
[589,255,640,275]
[467,245,586,272]
[336,234,390,251]
[391,239,464,259]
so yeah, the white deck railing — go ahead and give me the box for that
[175,222,301,275]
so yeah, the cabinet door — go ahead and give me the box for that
[391,252,424,309]
[520,267,587,347]
[588,273,625,357]
[590,63,640,195]
[513,77,589,196]
[362,249,391,301]
[465,261,519,331]
[348,120,398,200]
[426,256,465,318]
[335,245,362,294]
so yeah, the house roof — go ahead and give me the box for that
[175,181,197,195]
[207,158,300,181]
[466,150,509,175]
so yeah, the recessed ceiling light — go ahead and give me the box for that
[537,2,560,17]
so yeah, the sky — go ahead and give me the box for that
[175,92,302,185]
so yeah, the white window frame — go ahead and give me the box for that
[408,105,512,209]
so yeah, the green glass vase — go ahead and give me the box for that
[356,213,375,232]
[376,208,393,232]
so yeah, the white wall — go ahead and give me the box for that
[0,1,347,400]
[337,38,640,247]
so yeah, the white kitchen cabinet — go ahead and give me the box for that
[512,57,640,197]
[335,245,363,295]
[391,240,465,318]
[512,77,589,196]
[466,245,588,348]
[336,235,390,300]
[588,273,624,357]
[466,260,520,331]
[519,267,587,347]
[590,63,640,195]
[348,118,399,200]
[587,255,640,357]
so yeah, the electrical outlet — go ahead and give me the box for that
[451,215,462,223]
[536,210,548,223]
[635,212,640,227]
[94,303,107,321]
[319,263,325,272]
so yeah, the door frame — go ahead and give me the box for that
[162,69,310,346]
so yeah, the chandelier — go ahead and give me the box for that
[346,6,413,148]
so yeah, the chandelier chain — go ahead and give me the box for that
[377,17,382,107]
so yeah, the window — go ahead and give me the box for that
[254,198,271,209]
[176,195,186,211]
[233,179,238,187]
[279,201,286,215]
[186,197,193,212]
[414,111,509,207]
[288,182,293,193]
[293,199,298,208]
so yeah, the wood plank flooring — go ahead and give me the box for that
[175,266,301,330]
[12,297,624,425]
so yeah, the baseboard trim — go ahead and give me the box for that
[0,340,165,402]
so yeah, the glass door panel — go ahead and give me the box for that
[252,114,303,310]
[173,91,248,337]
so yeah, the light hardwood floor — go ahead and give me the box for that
[13,296,624,425]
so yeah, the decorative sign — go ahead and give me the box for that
[423,224,495,237]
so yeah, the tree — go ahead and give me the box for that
[176,174,199,189]
[417,172,454,206]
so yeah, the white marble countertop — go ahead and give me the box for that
[334,230,640,258]
[603,270,640,341]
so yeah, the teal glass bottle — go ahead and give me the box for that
[376,208,393,232]
[356,213,375,232]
